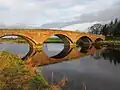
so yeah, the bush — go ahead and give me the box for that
[0,51,48,90]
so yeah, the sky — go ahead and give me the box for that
[0,0,120,31]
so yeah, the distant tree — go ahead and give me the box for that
[114,18,118,25]
[100,18,120,38]
[88,23,103,34]
[100,24,108,36]
[113,20,120,37]
[108,20,114,36]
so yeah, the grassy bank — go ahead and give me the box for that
[0,38,27,43]
[44,38,63,43]
[0,37,64,43]
[0,51,49,90]
[97,40,120,45]
[94,40,120,49]
[105,36,120,40]
[0,51,69,90]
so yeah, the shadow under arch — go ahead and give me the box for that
[43,34,73,59]
[95,38,103,42]
[94,38,103,49]
[76,36,92,53]
[0,34,36,60]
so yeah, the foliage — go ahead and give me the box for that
[0,51,48,90]
[28,74,49,90]
[88,18,120,40]
[100,18,120,38]
[88,23,103,34]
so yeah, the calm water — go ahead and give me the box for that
[0,43,120,90]
[43,43,64,57]
[0,43,29,58]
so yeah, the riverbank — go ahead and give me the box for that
[0,37,64,43]
[0,38,27,43]
[0,51,69,90]
[44,38,63,43]
[96,40,120,48]
[0,51,49,90]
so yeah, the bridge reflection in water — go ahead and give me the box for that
[0,39,120,66]
[27,43,120,67]
[26,45,99,67]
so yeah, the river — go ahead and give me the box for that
[0,43,120,90]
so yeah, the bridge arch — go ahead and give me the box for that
[43,34,73,59]
[95,38,103,42]
[76,36,93,53]
[94,38,103,49]
[0,34,36,60]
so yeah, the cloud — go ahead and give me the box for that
[0,0,90,25]
[62,22,100,32]
[0,0,119,30]
[79,6,120,22]
[41,6,120,29]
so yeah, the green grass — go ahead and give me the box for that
[98,40,120,45]
[0,51,49,90]
[0,38,27,43]
[44,38,64,43]
[0,37,64,43]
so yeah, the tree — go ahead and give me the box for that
[100,24,108,36]
[108,20,114,36]
[113,21,120,37]
[100,18,120,38]
[88,23,103,34]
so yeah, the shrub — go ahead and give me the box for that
[0,51,48,90]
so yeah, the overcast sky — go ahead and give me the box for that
[0,0,120,31]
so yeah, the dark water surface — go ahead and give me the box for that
[0,43,120,90]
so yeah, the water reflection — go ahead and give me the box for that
[1,43,120,90]
[0,43,29,58]
[1,42,120,66]
[89,46,120,65]
[91,50,101,60]
[100,48,120,65]
[43,43,64,57]
[42,46,120,90]
[0,36,30,58]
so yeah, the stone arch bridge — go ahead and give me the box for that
[0,29,105,66]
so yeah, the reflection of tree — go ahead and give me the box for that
[101,48,120,65]
[76,37,90,53]
[80,48,88,53]
[93,50,101,60]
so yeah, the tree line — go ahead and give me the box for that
[88,18,120,39]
